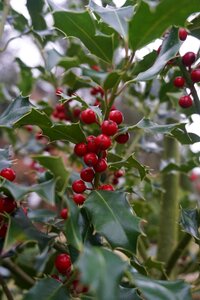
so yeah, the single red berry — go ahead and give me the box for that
[94,158,107,173]
[112,177,119,185]
[86,135,98,153]
[60,208,68,220]
[178,28,188,41]
[55,253,71,274]
[101,120,118,136]
[191,69,200,83]
[72,180,86,193]
[91,65,100,72]
[73,107,81,118]
[55,88,63,96]
[58,111,66,120]
[80,168,95,182]
[178,95,193,108]
[95,134,111,150]
[182,52,196,66]
[73,194,86,205]
[189,172,199,181]
[115,132,130,144]
[0,168,16,181]
[0,223,7,238]
[84,153,98,167]
[108,110,124,125]
[0,196,17,214]
[114,170,124,178]
[173,76,185,88]
[52,110,59,118]
[55,104,65,112]
[80,109,97,124]
[98,184,114,191]
[74,143,87,157]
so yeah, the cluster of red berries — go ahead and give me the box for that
[90,86,104,97]
[54,253,88,294]
[72,108,130,203]
[112,169,125,185]
[52,103,71,121]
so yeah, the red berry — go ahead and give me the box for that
[80,109,97,124]
[86,135,98,153]
[73,194,86,205]
[55,104,64,112]
[72,279,89,294]
[25,125,33,132]
[191,69,200,83]
[101,120,118,136]
[94,158,107,173]
[84,153,98,167]
[0,196,17,214]
[58,111,66,120]
[91,65,100,72]
[80,168,95,182]
[60,208,68,220]
[101,150,107,158]
[178,28,188,41]
[189,172,199,181]
[35,132,43,140]
[182,52,196,66]
[112,178,119,185]
[74,143,87,157]
[72,180,86,193]
[73,107,81,118]
[0,223,7,238]
[108,110,124,125]
[173,76,185,88]
[178,95,193,108]
[0,168,16,181]
[55,88,63,96]
[95,134,111,150]
[114,170,124,178]
[115,132,130,144]
[55,253,71,274]
[98,184,114,191]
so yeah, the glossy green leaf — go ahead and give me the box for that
[45,49,62,71]
[33,156,69,193]
[65,198,83,251]
[109,154,149,180]
[161,158,199,173]
[53,10,114,63]
[58,56,81,70]
[89,0,134,40]
[132,51,157,76]
[62,70,93,90]
[76,246,127,300]
[83,191,142,253]
[23,278,69,300]
[180,208,200,240]
[188,14,200,39]
[0,148,12,169]
[135,27,181,81]
[4,208,52,252]
[0,178,56,204]
[82,67,107,85]
[26,0,47,30]
[119,287,142,300]
[103,71,121,90]
[133,273,192,300]
[129,0,200,50]
[0,96,32,128]
[28,209,56,222]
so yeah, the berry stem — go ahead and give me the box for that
[177,57,200,114]
[105,78,121,119]
[94,173,101,189]
[0,275,14,300]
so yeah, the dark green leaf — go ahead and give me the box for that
[28,209,56,222]
[133,273,192,300]
[161,158,199,173]
[188,14,200,39]
[119,287,142,300]
[103,71,120,90]
[82,67,107,85]
[26,0,47,30]
[135,27,181,81]
[53,10,114,63]
[4,208,52,252]
[23,278,69,300]
[58,56,81,70]
[33,156,69,193]
[65,198,83,251]
[62,70,93,90]
[83,191,142,253]
[132,51,157,76]
[129,0,200,50]
[76,246,127,300]
[89,0,134,40]
[180,208,200,240]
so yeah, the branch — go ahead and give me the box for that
[0,0,11,42]
[0,275,14,300]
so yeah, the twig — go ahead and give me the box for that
[0,0,11,42]
[0,275,14,300]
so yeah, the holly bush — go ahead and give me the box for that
[0,0,200,299]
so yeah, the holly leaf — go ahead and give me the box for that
[89,0,134,40]
[23,278,69,300]
[26,0,47,30]
[119,287,142,300]
[0,148,12,169]
[133,274,192,300]
[135,27,181,81]
[83,191,142,254]
[53,10,114,63]
[161,158,199,173]
[4,208,52,252]
[180,208,200,240]
[103,71,121,90]
[129,0,200,50]
[76,246,127,300]
[33,156,69,193]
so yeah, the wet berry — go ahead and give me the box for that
[80,168,95,182]
[73,194,86,205]
[115,132,130,144]
[72,180,86,193]
[101,120,118,136]
[84,153,98,167]
[182,52,196,67]
[95,134,111,150]
[0,168,16,181]
[173,76,185,88]
[178,28,188,41]
[55,253,71,274]
[74,143,87,157]
[191,69,200,83]
[80,109,97,124]
[178,95,193,108]
[108,110,124,125]
[94,158,107,173]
